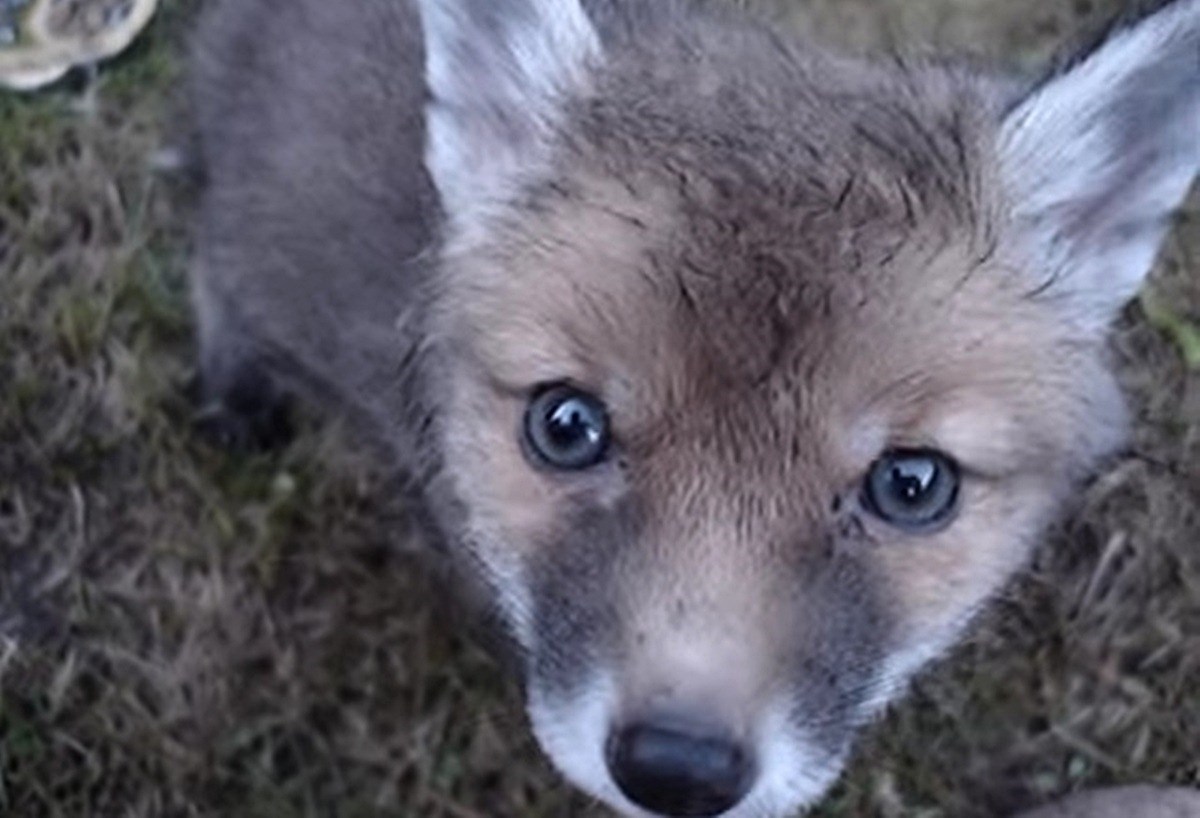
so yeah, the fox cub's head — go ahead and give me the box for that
[416,0,1200,815]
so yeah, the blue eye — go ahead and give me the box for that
[863,448,960,531]
[524,384,611,470]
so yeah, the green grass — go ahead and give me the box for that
[1,1,1198,816]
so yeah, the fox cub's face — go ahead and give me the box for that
[416,1,1200,815]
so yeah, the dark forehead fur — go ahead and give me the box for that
[577,0,1011,227]
[456,0,1029,429]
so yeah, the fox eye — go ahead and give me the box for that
[524,384,611,470]
[862,449,959,531]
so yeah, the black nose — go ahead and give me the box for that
[606,718,755,817]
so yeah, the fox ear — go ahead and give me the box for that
[999,0,1200,331]
[416,0,602,231]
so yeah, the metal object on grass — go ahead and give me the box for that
[0,0,158,91]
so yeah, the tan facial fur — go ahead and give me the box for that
[436,103,1126,646]
[428,53,1135,804]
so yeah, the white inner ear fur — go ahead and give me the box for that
[999,0,1200,331]
[416,0,602,234]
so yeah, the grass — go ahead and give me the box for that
[0,0,1197,816]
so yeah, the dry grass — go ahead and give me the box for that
[0,1,1197,816]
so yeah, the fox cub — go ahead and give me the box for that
[187,0,1200,815]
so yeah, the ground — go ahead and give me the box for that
[0,1,1197,816]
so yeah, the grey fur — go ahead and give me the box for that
[189,0,438,460]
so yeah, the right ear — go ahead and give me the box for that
[415,0,603,232]
[997,0,1200,332]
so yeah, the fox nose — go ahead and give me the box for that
[606,718,755,817]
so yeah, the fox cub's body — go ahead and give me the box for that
[188,0,1200,815]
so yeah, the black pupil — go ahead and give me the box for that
[545,398,600,451]
[889,457,938,504]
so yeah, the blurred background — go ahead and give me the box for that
[0,0,1196,815]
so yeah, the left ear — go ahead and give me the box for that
[416,0,603,234]
[999,0,1200,331]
